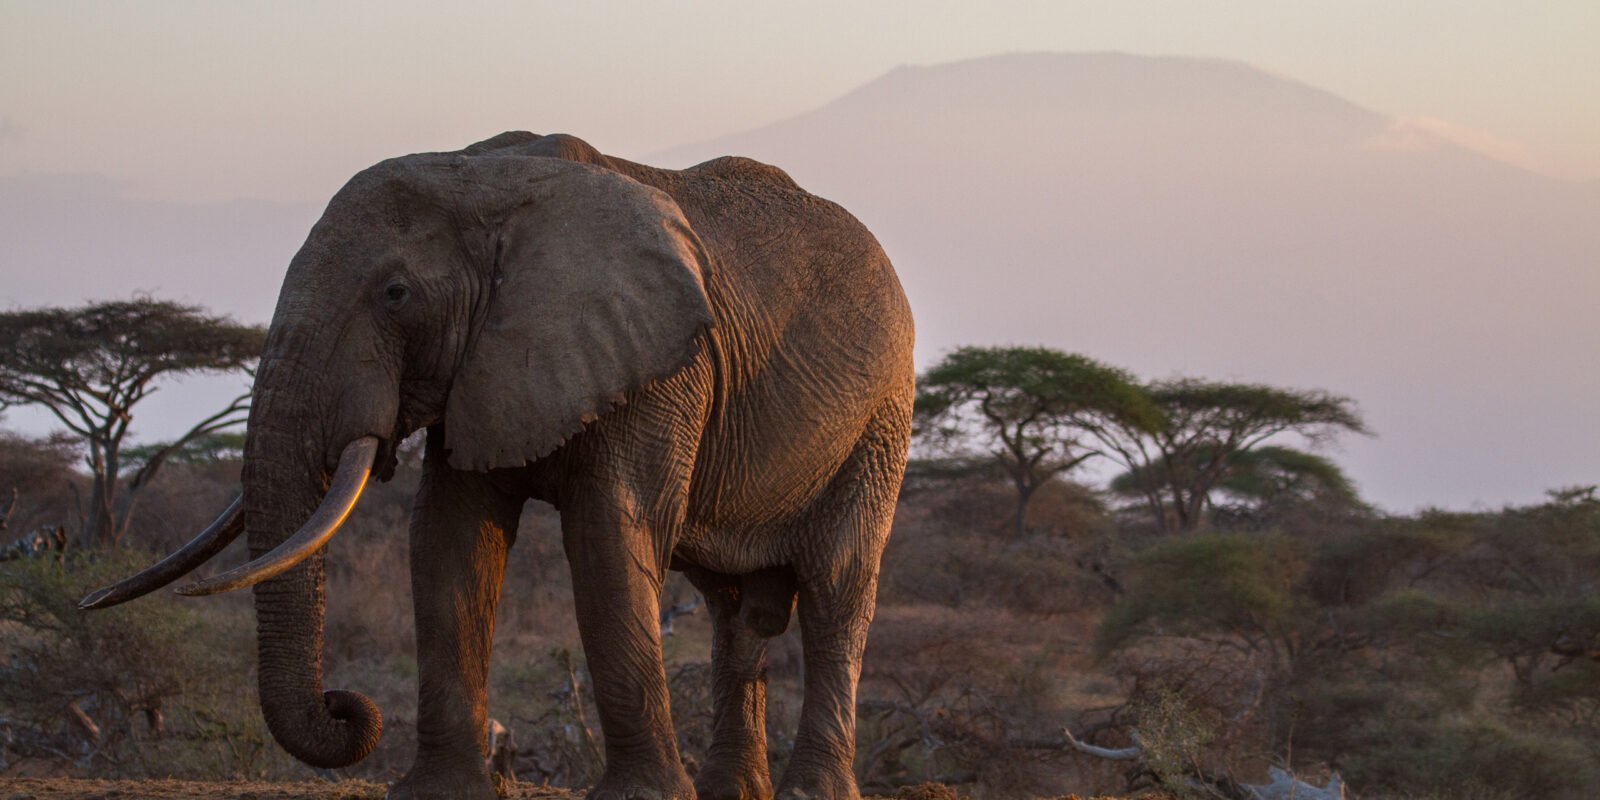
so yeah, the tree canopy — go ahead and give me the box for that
[1092,378,1369,532]
[1111,444,1366,531]
[916,346,1163,537]
[0,299,265,546]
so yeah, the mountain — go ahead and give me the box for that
[654,53,1600,510]
[0,173,318,322]
[0,173,320,442]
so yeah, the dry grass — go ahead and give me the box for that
[0,778,1151,800]
[0,777,556,799]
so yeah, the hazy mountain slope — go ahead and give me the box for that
[0,173,317,322]
[655,53,1600,510]
[0,174,320,441]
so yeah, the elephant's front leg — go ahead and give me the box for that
[390,436,524,800]
[563,500,695,800]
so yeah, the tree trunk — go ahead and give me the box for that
[82,458,116,549]
[1012,481,1035,539]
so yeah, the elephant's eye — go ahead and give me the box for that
[384,283,409,306]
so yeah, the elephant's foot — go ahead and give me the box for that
[587,762,695,800]
[695,752,774,800]
[775,759,859,800]
[388,762,497,800]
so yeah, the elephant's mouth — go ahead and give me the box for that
[370,378,451,481]
[78,435,381,609]
[371,435,401,483]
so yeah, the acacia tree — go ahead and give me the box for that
[1214,445,1367,526]
[1112,444,1365,532]
[0,299,265,547]
[916,346,1162,538]
[1089,379,1369,533]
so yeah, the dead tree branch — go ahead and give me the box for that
[1059,726,1346,800]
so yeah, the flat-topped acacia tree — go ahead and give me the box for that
[0,299,264,547]
[915,345,1162,538]
[1090,379,1370,533]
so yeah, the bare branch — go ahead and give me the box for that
[0,487,16,531]
[124,389,251,494]
[1060,726,1143,760]
[1243,766,1345,800]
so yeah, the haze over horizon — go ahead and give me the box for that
[1,3,1595,513]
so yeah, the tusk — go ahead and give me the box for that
[176,436,379,597]
[79,496,246,610]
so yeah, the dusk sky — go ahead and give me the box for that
[1,1,1596,511]
[4,1,1596,202]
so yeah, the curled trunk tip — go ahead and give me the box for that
[264,688,383,769]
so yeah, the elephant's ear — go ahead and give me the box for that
[444,158,713,471]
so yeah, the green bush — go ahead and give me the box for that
[1095,532,1309,658]
[1343,717,1598,799]
[0,551,288,777]
[1130,689,1220,796]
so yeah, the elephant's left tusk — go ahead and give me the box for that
[175,436,378,597]
[79,495,246,610]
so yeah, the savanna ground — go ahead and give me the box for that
[3,430,1598,798]
[0,777,461,799]
[0,777,1136,800]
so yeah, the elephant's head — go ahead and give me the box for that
[81,139,713,767]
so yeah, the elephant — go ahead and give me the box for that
[82,131,914,800]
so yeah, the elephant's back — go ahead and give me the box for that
[661,165,915,536]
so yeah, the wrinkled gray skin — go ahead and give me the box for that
[245,132,913,800]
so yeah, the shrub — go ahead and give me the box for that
[0,551,284,777]
[1129,689,1220,796]
[1095,532,1310,661]
[1343,717,1598,799]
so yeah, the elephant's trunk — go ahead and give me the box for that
[244,399,383,769]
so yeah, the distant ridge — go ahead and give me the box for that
[655,52,1599,510]
[821,52,1382,131]
[657,52,1555,183]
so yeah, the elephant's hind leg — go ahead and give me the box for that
[781,410,909,800]
[390,429,525,800]
[686,566,796,800]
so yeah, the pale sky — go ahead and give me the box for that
[2,1,1596,204]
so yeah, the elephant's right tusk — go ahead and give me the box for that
[79,496,246,610]
[175,436,378,597]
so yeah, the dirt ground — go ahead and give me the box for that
[0,779,1132,800]
[0,779,399,800]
